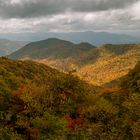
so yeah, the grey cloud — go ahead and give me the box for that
[0,0,139,18]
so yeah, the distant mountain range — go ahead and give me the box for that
[0,39,28,56]
[9,38,140,86]
[43,31,139,45]
[1,31,140,45]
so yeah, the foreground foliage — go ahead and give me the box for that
[0,57,140,140]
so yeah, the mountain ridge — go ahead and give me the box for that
[9,38,96,60]
[1,31,139,45]
[9,38,140,86]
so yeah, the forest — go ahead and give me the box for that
[0,57,139,140]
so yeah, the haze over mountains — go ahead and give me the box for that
[1,31,140,45]
[0,39,28,56]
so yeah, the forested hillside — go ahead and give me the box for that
[9,39,140,86]
[9,38,95,60]
[78,44,140,85]
[0,57,139,140]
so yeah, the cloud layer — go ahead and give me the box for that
[0,0,139,34]
[0,0,138,18]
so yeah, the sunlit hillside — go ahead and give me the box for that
[77,44,140,86]
[39,44,140,86]
[0,57,139,139]
[9,39,140,86]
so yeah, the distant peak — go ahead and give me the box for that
[78,42,92,45]
[0,39,10,41]
[41,38,74,45]
[46,38,60,41]
[45,38,70,42]
[77,42,96,48]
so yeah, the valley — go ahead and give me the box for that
[0,57,139,139]
[0,0,140,139]
[9,38,140,86]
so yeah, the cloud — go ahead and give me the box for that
[0,0,139,18]
[0,0,139,34]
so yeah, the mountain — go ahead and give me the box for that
[0,57,96,139]
[0,57,139,139]
[9,38,140,86]
[1,31,139,45]
[50,31,139,45]
[9,38,95,60]
[0,39,28,56]
[77,44,140,85]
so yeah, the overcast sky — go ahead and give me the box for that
[0,0,140,35]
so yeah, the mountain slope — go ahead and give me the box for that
[77,44,140,85]
[39,44,140,86]
[0,57,139,139]
[0,39,28,56]
[9,38,95,60]
[9,38,140,86]
[0,57,90,139]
